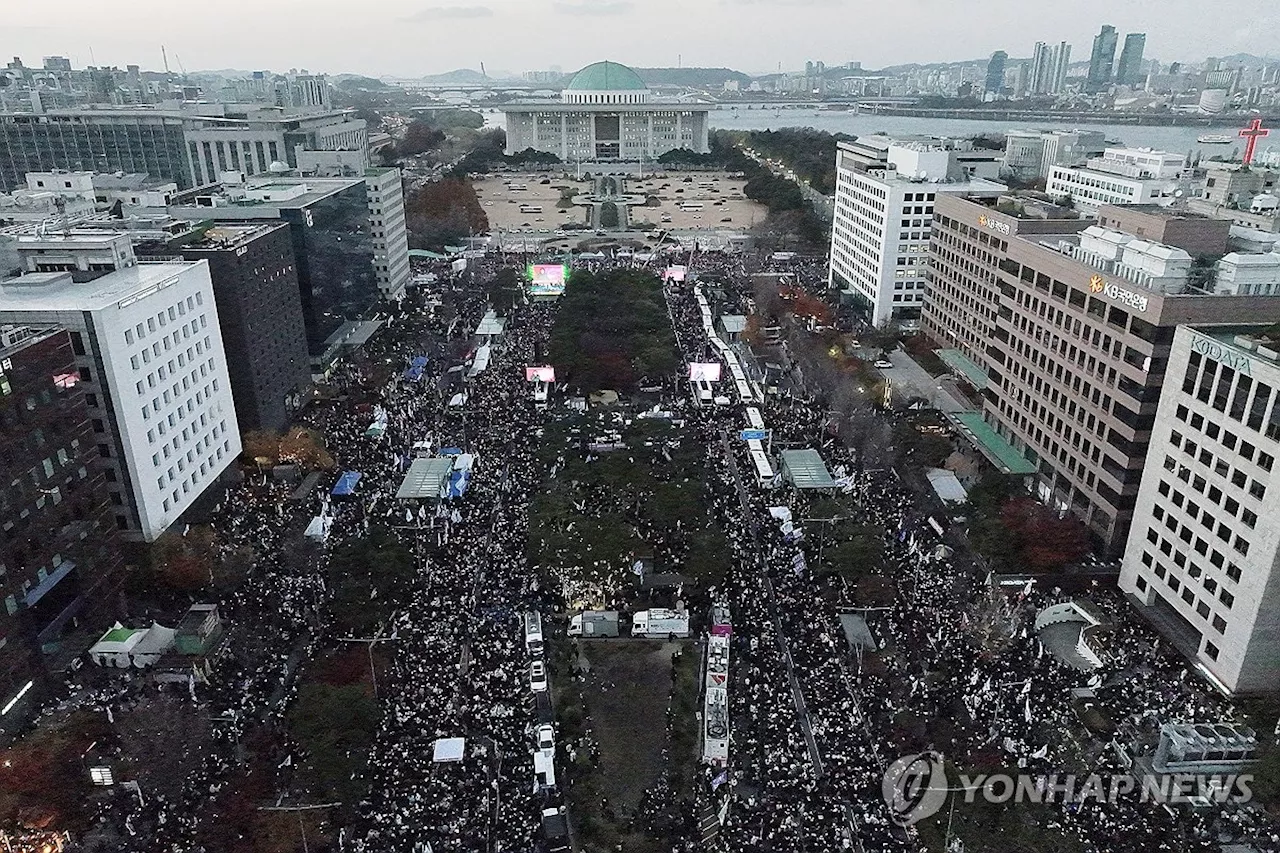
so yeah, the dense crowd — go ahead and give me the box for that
[36,243,1279,853]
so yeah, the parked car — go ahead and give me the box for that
[875,359,894,369]
[530,660,548,692]
[534,723,555,751]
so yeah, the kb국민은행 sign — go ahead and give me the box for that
[1089,274,1149,313]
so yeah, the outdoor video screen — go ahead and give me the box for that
[528,264,568,297]
[525,367,556,382]
[688,363,722,382]
[664,266,687,282]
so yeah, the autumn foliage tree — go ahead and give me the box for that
[404,178,489,250]
[0,711,110,830]
[999,496,1091,572]
[242,428,335,470]
[149,525,221,592]
[396,119,447,157]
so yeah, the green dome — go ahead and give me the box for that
[565,61,647,92]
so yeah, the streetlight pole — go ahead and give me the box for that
[337,619,400,699]
[257,803,341,853]
[801,516,844,570]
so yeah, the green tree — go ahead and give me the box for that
[599,201,619,228]
[486,267,522,312]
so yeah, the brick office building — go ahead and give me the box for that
[923,194,1280,554]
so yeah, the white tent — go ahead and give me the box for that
[305,515,334,543]
[432,737,466,763]
[925,468,968,504]
[88,624,145,668]
[466,345,492,379]
[89,622,176,669]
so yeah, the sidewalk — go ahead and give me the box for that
[884,349,974,413]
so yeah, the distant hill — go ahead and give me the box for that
[635,67,752,88]
[418,68,491,85]
[333,74,391,90]
[1215,53,1277,67]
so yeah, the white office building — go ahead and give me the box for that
[1047,147,1193,214]
[0,243,240,541]
[828,140,1005,327]
[22,170,178,208]
[1119,325,1280,695]
[501,61,710,161]
[364,167,410,300]
[1002,129,1107,181]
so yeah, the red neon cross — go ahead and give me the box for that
[1240,118,1270,165]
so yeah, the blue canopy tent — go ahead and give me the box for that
[403,356,429,382]
[445,470,471,498]
[332,471,362,497]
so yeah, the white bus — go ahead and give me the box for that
[681,203,705,211]
[750,449,775,487]
[519,204,543,214]
[745,407,765,431]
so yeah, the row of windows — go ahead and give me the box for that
[159,439,232,514]
[121,293,203,345]
[128,316,208,370]
[933,214,1009,254]
[1173,403,1275,473]
[1182,350,1280,441]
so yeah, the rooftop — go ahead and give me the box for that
[181,223,284,250]
[1188,324,1280,367]
[948,412,1037,475]
[172,176,364,211]
[0,327,62,362]
[0,261,201,312]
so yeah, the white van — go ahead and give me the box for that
[524,612,544,656]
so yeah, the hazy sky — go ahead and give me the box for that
[7,0,1278,77]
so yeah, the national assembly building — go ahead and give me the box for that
[501,61,710,162]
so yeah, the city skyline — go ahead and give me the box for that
[6,0,1278,79]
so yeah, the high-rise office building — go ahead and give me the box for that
[0,245,242,541]
[364,167,411,302]
[0,328,125,725]
[1115,33,1148,87]
[985,51,1008,96]
[828,139,1006,327]
[0,111,190,193]
[921,196,1279,555]
[1119,324,1280,695]
[1029,42,1053,95]
[1087,25,1119,92]
[149,223,311,432]
[274,74,332,111]
[0,106,367,192]
[167,175,388,354]
[1048,41,1072,94]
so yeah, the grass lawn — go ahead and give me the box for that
[565,639,701,853]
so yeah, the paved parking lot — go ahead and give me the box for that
[471,171,767,235]
[472,173,587,231]
[626,172,766,232]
